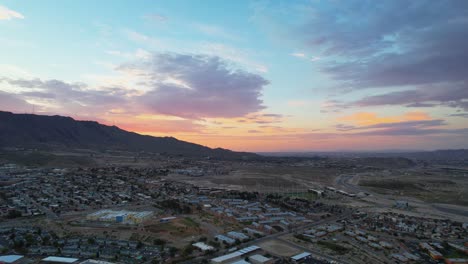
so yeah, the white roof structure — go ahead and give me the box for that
[211,252,242,263]
[249,254,271,263]
[0,255,24,263]
[192,242,215,251]
[230,260,251,264]
[238,245,260,254]
[291,252,312,261]
[42,256,79,263]
[211,245,260,263]
[80,260,116,264]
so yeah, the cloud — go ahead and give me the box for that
[282,1,468,112]
[117,119,204,133]
[0,5,24,20]
[312,0,468,89]
[234,113,284,124]
[333,118,468,137]
[450,113,468,118]
[261,113,283,118]
[118,53,268,119]
[334,109,468,137]
[193,23,239,41]
[0,91,32,112]
[0,77,129,116]
[291,52,306,58]
[105,49,151,60]
[198,42,269,73]
[338,111,431,126]
[143,13,167,23]
[290,52,321,62]
[327,83,468,111]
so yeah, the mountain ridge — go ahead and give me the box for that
[0,111,256,159]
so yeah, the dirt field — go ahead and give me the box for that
[258,239,301,257]
[173,164,343,193]
[358,168,468,206]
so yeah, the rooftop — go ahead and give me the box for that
[42,256,79,263]
[0,255,24,263]
[291,252,312,261]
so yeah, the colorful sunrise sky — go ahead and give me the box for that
[1,0,467,152]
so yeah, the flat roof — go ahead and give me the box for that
[238,245,260,254]
[291,252,312,260]
[0,255,24,263]
[80,260,116,264]
[42,256,79,263]
[230,260,251,264]
[249,254,271,262]
[211,245,261,263]
[211,252,242,263]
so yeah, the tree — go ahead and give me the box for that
[168,247,178,257]
[153,238,166,246]
[7,210,22,219]
[182,245,194,257]
[137,241,144,249]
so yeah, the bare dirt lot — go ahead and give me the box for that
[173,164,342,192]
[358,168,468,206]
[258,239,301,257]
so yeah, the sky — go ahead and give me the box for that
[1,0,467,152]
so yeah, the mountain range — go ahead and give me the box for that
[0,111,255,159]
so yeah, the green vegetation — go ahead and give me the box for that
[7,209,22,219]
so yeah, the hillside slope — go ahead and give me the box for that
[0,111,255,159]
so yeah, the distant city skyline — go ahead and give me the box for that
[1,0,467,151]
